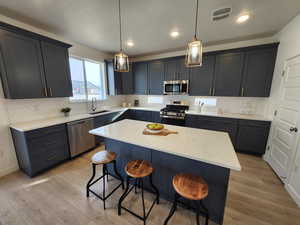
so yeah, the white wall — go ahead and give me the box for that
[267,14,300,117]
[0,15,124,177]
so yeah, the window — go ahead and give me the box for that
[69,57,106,101]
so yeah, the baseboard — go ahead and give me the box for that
[285,183,300,207]
[0,166,19,178]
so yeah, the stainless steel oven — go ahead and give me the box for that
[163,80,189,95]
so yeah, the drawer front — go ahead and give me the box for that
[26,124,70,174]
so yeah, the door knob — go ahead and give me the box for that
[290,127,298,132]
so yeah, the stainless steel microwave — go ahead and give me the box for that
[163,80,189,95]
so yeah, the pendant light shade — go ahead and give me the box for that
[114,0,130,72]
[185,0,203,67]
[185,38,203,67]
[114,51,129,72]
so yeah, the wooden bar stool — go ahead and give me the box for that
[164,173,209,225]
[118,160,160,225]
[86,151,124,209]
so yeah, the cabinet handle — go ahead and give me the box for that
[212,88,215,96]
[241,87,244,97]
[44,88,48,97]
[209,87,212,96]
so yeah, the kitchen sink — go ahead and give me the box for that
[89,110,110,115]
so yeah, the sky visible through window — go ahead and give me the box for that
[69,57,106,101]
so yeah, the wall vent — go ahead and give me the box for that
[212,7,232,21]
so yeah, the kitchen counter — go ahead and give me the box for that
[89,119,241,171]
[10,106,271,132]
[10,108,127,132]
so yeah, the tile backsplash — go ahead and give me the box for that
[5,96,125,124]
[125,95,269,116]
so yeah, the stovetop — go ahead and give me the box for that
[160,104,189,120]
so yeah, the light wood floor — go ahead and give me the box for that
[0,146,300,225]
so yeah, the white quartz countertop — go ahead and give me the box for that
[10,106,271,132]
[10,108,127,132]
[89,119,242,171]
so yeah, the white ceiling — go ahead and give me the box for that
[0,0,300,56]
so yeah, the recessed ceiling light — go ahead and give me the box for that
[236,14,250,24]
[170,31,179,38]
[127,41,134,47]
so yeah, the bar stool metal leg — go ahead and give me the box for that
[86,163,96,197]
[118,176,131,215]
[113,160,124,189]
[149,174,160,204]
[199,200,209,225]
[141,179,146,225]
[163,193,179,225]
[102,164,106,209]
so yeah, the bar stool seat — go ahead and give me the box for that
[173,173,208,200]
[125,160,153,178]
[92,151,116,164]
[164,173,209,225]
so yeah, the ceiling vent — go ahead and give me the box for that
[212,7,232,21]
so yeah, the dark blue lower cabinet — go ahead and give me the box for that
[236,120,271,155]
[11,124,70,177]
[104,138,229,225]
[94,111,124,144]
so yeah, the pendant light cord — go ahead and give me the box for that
[118,0,123,52]
[194,0,199,39]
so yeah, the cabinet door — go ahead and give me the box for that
[241,47,277,97]
[151,111,161,123]
[106,61,123,95]
[236,120,271,155]
[121,65,133,95]
[26,124,70,175]
[214,52,244,96]
[0,29,46,99]
[41,41,72,97]
[189,55,215,96]
[133,62,148,95]
[164,59,178,81]
[148,60,164,95]
[177,57,190,80]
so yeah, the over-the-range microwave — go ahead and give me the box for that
[163,80,189,95]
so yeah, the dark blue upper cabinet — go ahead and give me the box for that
[0,29,47,99]
[241,45,278,97]
[148,60,164,95]
[214,52,245,96]
[121,64,134,95]
[41,41,73,97]
[164,57,189,81]
[164,58,177,81]
[177,57,190,80]
[106,61,123,95]
[189,55,216,96]
[0,22,72,99]
[133,62,148,95]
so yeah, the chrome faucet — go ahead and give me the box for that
[91,97,97,112]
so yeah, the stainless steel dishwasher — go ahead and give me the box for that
[67,118,95,157]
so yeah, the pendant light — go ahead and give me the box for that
[114,0,129,72]
[185,0,203,67]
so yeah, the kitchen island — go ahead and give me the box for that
[89,119,241,225]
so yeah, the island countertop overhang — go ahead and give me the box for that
[89,119,242,171]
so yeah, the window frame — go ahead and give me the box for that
[69,55,107,103]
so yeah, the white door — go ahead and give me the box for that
[267,56,300,183]
[286,139,300,206]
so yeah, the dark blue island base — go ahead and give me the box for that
[105,138,230,225]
